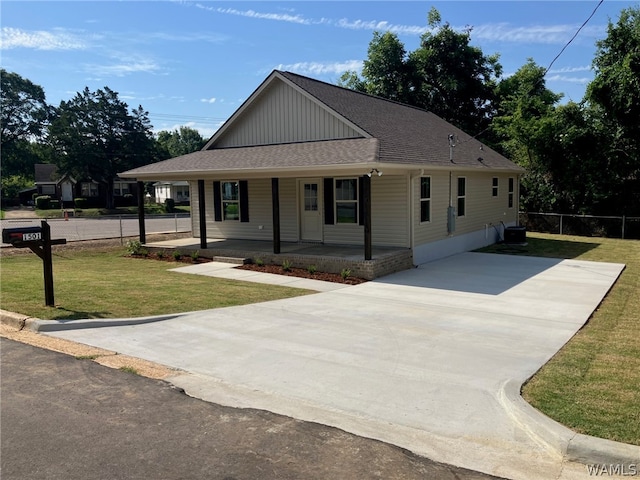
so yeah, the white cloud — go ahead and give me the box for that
[200,97,217,104]
[335,18,430,36]
[545,74,592,84]
[86,55,162,77]
[471,23,604,45]
[206,6,310,25]
[152,120,220,140]
[0,27,87,50]
[547,66,592,74]
[274,60,363,76]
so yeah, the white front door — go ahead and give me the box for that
[299,179,322,242]
[61,181,73,202]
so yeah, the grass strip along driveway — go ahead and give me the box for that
[0,246,310,321]
[480,232,640,447]
[1,233,638,447]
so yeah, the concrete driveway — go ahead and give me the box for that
[44,252,626,480]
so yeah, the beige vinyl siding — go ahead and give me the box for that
[215,81,361,147]
[190,178,299,242]
[372,175,408,247]
[412,172,518,246]
[413,171,451,245]
[279,178,299,242]
[454,172,518,235]
[324,175,408,247]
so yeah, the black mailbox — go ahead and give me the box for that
[2,226,43,245]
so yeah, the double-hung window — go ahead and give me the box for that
[457,177,466,217]
[335,178,358,224]
[81,182,99,197]
[420,176,431,223]
[492,177,498,197]
[222,181,239,220]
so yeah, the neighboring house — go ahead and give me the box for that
[34,164,139,208]
[121,70,524,268]
[153,181,190,205]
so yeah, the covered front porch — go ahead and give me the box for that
[143,237,413,280]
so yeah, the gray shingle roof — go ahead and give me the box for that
[122,138,379,177]
[279,71,518,170]
[122,70,522,178]
[34,164,58,183]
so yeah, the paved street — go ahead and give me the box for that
[0,214,190,244]
[0,339,500,480]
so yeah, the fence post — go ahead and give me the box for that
[559,214,563,235]
[622,215,626,240]
[175,213,178,233]
[119,216,123,244]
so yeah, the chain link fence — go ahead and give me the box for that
[520,212,640,240]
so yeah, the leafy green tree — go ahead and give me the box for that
[48,87,156,209]
[156,126,205,159]
[586,6,640,214]
[340,31,412,104]
[491,60,562,211]
[340,8,502,133]
[409,8,502,133]
[0,70,51,179]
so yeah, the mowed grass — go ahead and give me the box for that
[0,247,311,321]
[480,232,640,446]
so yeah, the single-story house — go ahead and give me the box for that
[153,181,190,205]
[34,164,139,208]
[121,70,524,278]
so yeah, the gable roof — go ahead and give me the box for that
[35,164,58,184]
[122,70,522,179]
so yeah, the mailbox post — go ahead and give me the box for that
[2,221,66,306]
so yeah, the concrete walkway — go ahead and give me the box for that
[42,252,636,479]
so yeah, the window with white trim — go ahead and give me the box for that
[508,177,514,208]
[492,177,498,197]
[81,182,99,197]
[420,176,431,223]
[221,181,239,220]
[457,177,466,217]
[335,178,358,224]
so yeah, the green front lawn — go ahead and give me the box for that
[480,233,640,446]
[0,247,310,321]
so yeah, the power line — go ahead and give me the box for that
[543,0,605,76]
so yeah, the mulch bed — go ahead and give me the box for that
[236,263,367,285]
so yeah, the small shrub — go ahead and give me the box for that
[282,259,292,272]
[340,268,351,280]
[190,250,199,262]
[307,264,317,275]
[255,258,264,267]
[125,240,144,255]
[74,197,88,209]
[156,249,165,259]
[172,250,182,261]
[35,195,51,209]
[119,366,139,375]
[164,198,175,213]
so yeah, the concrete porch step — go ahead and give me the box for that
[209,256,251,265]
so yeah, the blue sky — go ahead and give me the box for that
[1,1,637,139]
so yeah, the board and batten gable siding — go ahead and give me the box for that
[214,80,362,148]
[190,178,299,242]
[412,172,518,247]
[323,175,408,247]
